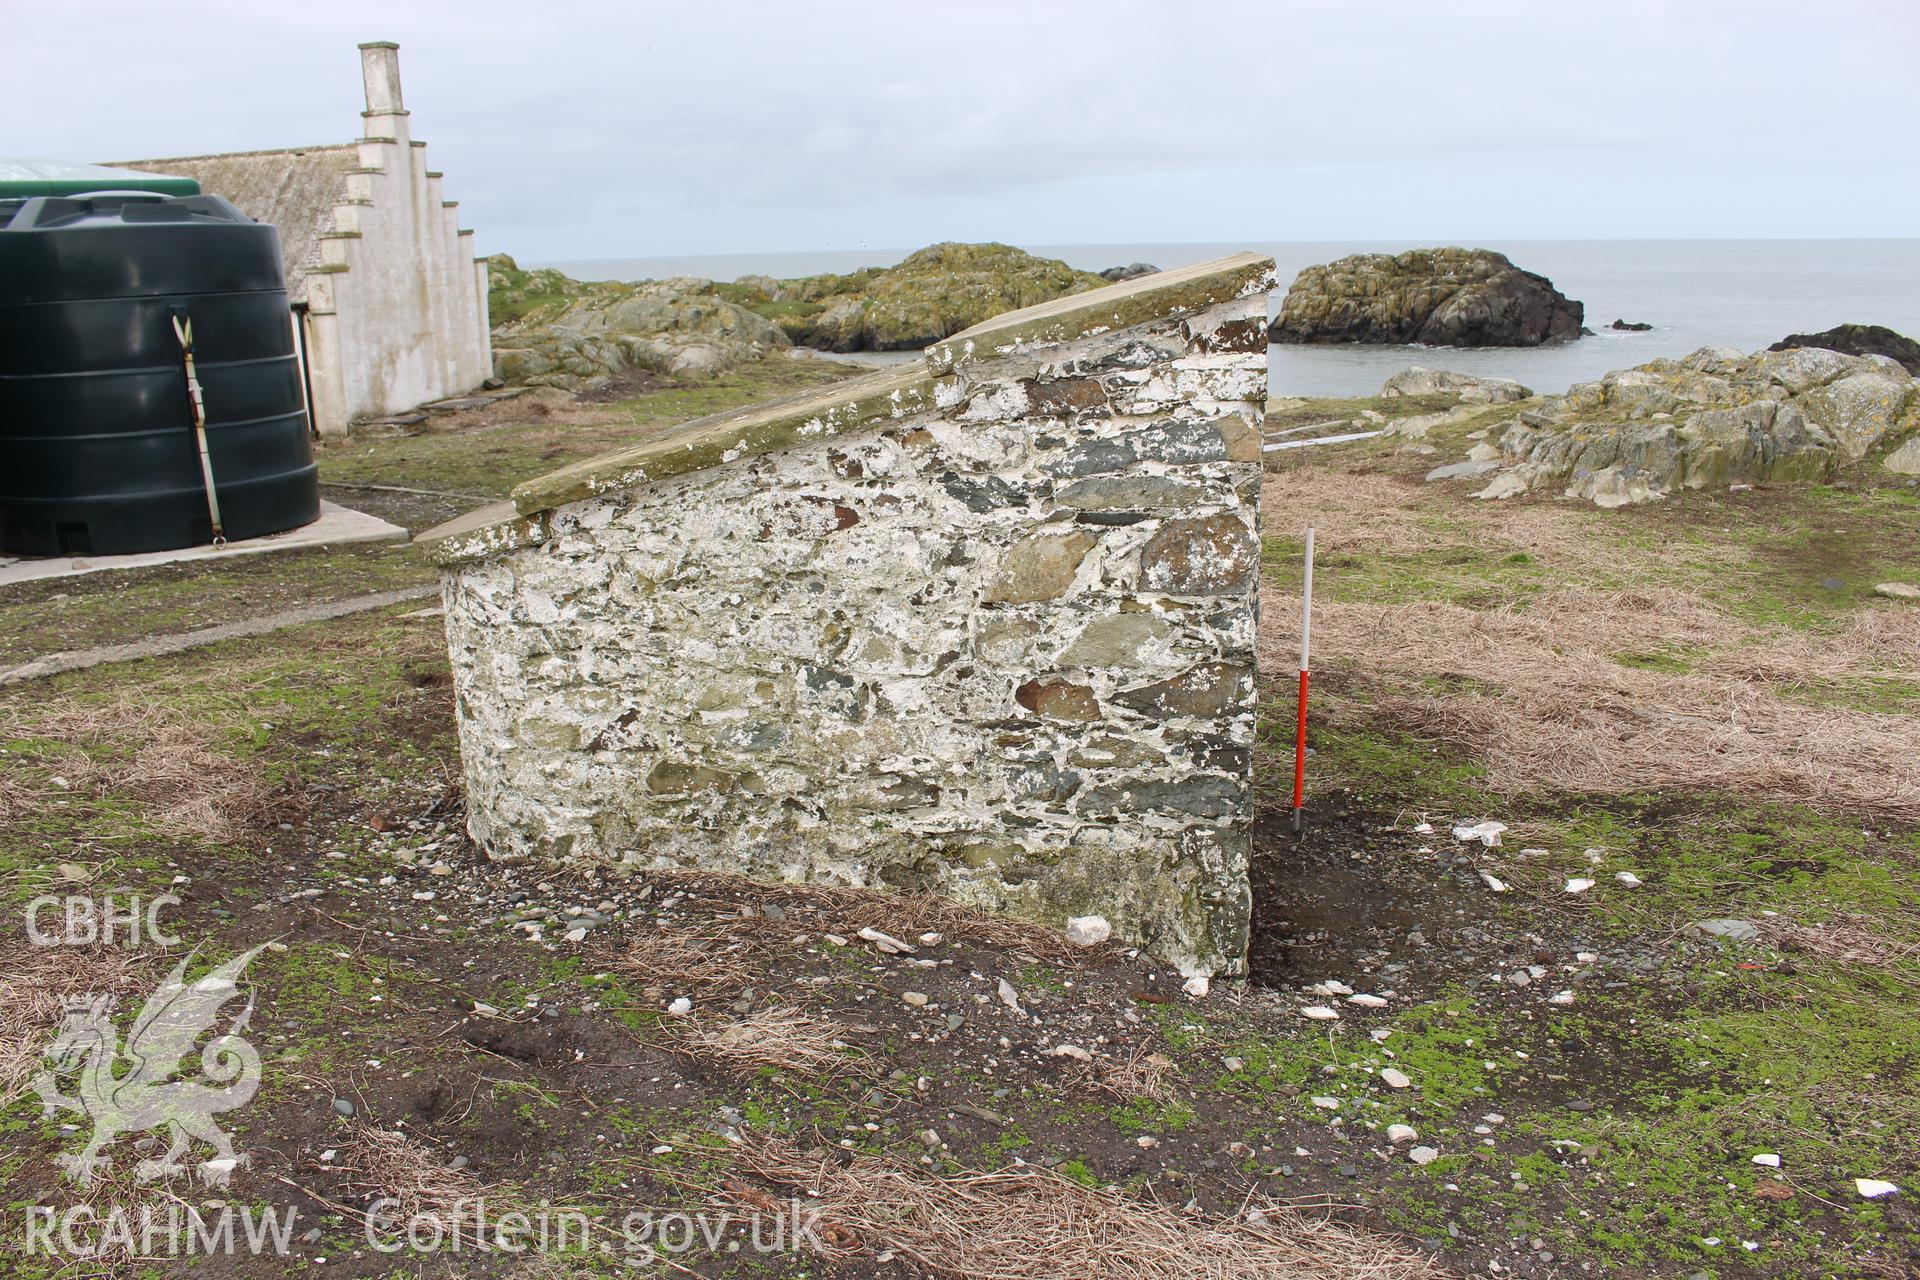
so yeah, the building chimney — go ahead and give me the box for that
[359,41,406,116]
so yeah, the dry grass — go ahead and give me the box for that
[1260,468,1440,556]
[1260,585,1920,821]
[1755,912,1920,966]
[0,695,281,842]
[616,918,770,998]
[330,1124,488,1223]
[1063,1045,1180,1104]
[0,938,146,1100]
[670,1006,870,1079]
[721,1137,1449,1280]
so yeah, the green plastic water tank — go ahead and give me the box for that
[0,191,318,556]
[0,160,201,199]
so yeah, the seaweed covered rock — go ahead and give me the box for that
[770,243,1108,352]
[1769,323,1920,376]
[1422,345,1920,506]
[1271,247,1584,348]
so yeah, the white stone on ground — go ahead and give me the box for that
[1300,1006,1340,1021]
[1064,915,1111,947]
[1386,1124,1418,1144]
[1408,1146,1440,1165]
[1380,1067,1412,1089]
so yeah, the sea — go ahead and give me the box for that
[540,240,1920,400]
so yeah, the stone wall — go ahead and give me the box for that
[427,257,1275,976]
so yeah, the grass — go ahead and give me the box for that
[313,355,862,499]
[0,542,431,666]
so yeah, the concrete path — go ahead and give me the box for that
[0,501,407,587]
[0,585,439,686]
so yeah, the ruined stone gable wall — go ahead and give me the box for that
[440,290,1268,976]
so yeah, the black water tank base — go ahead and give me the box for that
[0,192,319,557]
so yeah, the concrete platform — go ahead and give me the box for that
[0,501,408,587]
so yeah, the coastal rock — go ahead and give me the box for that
[772,243,1107,352]
[1381,367,1532,403]
[489,260,789,392]
[1427,345,1920,506]
[1769,323,1920,376]
[1099,262,1160,283]
[1269,247,1584,348]
[1884,436,1920,476]
[1609,318,1654,331]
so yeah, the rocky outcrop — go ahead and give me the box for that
[1270,247,1584,348]
[1420,345,1920,506]
[1609,319,1653,332]
[766,243,1109,352]
[490,268,789,392]
[1100,262,1160,282]
[1381,367,1532,403]
[1769,323,1920,376]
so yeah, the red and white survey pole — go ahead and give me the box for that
[1292,527,1316,834]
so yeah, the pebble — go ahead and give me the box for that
[857,926,915,954]
[1064,915,1112,947]
[1689,918,1759,943]
[1386,1124,1418,1144]
[1300,1006,1340,1021]
[331,1098,355,1117]
[1480,872,1509,893]
[1453,821,1506,847]
[902,991,929,1007]
[1751,1153,1781,1167]
[1311,1096,1341,1110]
[1856,1178,1899,1199]
[1564,878,1595,894]
[1872,582,1919,599]
[667,997,692,1016]
[1347,993,1388,1008]
[1615,871,1643,887]
[1182,976,1211,998]
[1136,1136,1160,1149]
[1047,1043,1090,1061]
[1408,1146,1440,1165]
[1379,1067,1412,1089]
[1549,990,1575,1005]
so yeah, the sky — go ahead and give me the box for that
[9,0,1918,263]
